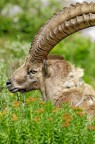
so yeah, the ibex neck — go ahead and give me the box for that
[44,77,84,103]
[41,66,85,102]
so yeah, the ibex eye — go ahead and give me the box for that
[28,70,37,75]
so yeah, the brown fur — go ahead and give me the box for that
[55,84,95,120]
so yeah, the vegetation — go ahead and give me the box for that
[0,0,62,40]
[1,0,95,143]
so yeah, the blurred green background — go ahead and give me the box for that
[0,0,95,87]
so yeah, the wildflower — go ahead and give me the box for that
[25,97,39,104]
[33,117,40,122]
[62,121,70,127]
[62,113,72,122]
[11,114,18,121]
[52,107,60,113]
[88,125,95,130]
[47,117,52,121]
[39,101,45,105]
[76,112,84,117]
[35,108,44,113]
[13,101,21,108]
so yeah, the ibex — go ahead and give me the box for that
[6,2,95,119]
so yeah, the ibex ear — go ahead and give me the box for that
[42,60,49,77]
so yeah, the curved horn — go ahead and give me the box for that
[29,2,95,62]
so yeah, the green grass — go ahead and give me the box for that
[1,34,95,143]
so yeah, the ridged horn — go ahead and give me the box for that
[29,2,95,62]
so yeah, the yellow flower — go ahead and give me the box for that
[11,114,18,121]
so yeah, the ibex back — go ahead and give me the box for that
[6,2,95,119]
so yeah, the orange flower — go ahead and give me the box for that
[35,108,44,113]
[11,114,18,121]
[13,101,21,108]
[76,112,84,117]
[25,97,39,104]
[39,101,45,105]
[62,121,70,127]
[33,117,40,122]
[52,107,60,113]
[88,125,95,130]
[62,113,72,122]
[47,117,53,121]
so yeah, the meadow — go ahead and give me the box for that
[1,0,95,143]
[0,34,95,144]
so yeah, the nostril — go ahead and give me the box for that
[6,79,11,86]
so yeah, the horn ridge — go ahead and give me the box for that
[29,2,95,62]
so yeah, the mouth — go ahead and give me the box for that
[18,89,27,93]
[9,88,19,93]
[9,88,27,93]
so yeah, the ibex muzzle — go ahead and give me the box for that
[6,2,95,119]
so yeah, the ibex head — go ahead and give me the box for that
[6,55,49,93]
[6,2,95,101]
[6,53,71,97]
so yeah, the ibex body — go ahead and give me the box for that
[6,2,95,119]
